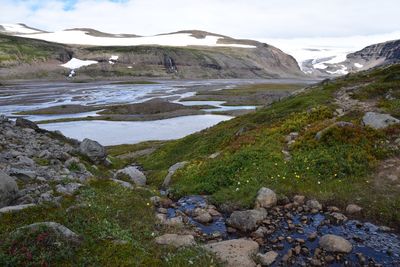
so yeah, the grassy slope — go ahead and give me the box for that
[0,180,217,266]
[138,64,400,228]
[0,34,69,65]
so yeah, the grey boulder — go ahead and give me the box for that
[0,170,19,208]
[79,138,107,163]
[115,166,146,186]
[226,209,268,232]
[362,112,399,129]
[319,234,352,253]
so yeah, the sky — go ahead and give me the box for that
[0,0,399,39]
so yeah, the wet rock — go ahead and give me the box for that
[55,183,83,196]
[0,170,19,208]
[319,234,352,253]
[155,234,195,248]
[79,138,107,163]
[227,209,268,232]
[346,204,362,215]
[115,166,146,186]
[194,211,213,224]
[163,216,184,226]
[257,251,278,266]
[162,161,188,188]
[306,199,322,211]
[203,239,259,267]
[363,112,400,129]
[329,212,348,225]
[308,232,318,241]
[15,118,39,131]
[255,187,277,208]
[310,258,322,266]
[14,222,81,244]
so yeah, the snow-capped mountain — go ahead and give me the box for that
[0,23,304,80]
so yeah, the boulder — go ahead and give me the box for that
[203,239,259,267]
[15,118,39,131]
[115,166,146,186]
[255,187,277,208]
[226,209,268,232]
[194,211,213,224]
[257,251,278,266]
[329,212,348,225]
[293,195,305,205]
[0,170,19,208]
[319,234,352,253]
[346,204,362,215]
[155,234,195,248]
[162,161,188,188]
[79,138,107,163]
[362,112,399,129]
[14,222,81,244]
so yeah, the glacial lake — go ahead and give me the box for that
[40,115,232,146]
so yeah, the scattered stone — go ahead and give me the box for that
[203,239,259,267]
[0,203,36,214]
[79,138,107,163]
[15,222,81,244]
[293,195,305,205]
[155,234,195,248]
[55,183,83,196]
[346,204,362,215]
[162,161,188,188]
[329,212,348,225]
[255,187,277,208]
[194,211,213,224]
[226,209,268,232]
[308,232,318,241]
[362,112,400,129]
[306,199,322,211]
[115,166,146,186]
[319,234,352,253]
[0,170,19,208]
[150,196,161,206]
[257,251,278,266]
[110,179,133,189]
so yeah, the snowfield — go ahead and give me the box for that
[61,58,98,69]
[9,28,256,48]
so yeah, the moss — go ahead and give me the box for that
[0,180,218,266]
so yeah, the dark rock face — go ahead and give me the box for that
[163,54,178,73]
[348,39,400,63]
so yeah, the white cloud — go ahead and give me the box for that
[1,0,400,39]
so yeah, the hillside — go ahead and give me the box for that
[125,64,400,229]
[0,25,305,80]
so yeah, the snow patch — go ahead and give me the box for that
[61,58,98,69]
[327,65,348,75]
[109,55,119,65]
[18,30,256,48]
[0,23,40,34]
[354,63,363,68]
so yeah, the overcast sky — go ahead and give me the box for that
[1,0,399,39]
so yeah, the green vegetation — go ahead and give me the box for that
[0,34,69,65]
[137,65,400,228]
[0,180,218,266]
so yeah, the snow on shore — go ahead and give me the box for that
[61,58,98,69]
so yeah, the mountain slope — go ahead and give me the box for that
[0,27,304,79]
[132,64,400,229]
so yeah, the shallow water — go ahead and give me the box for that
[169,195,400,266]
[40,115,232,146]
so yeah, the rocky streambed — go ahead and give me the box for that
[155,193,400,266]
